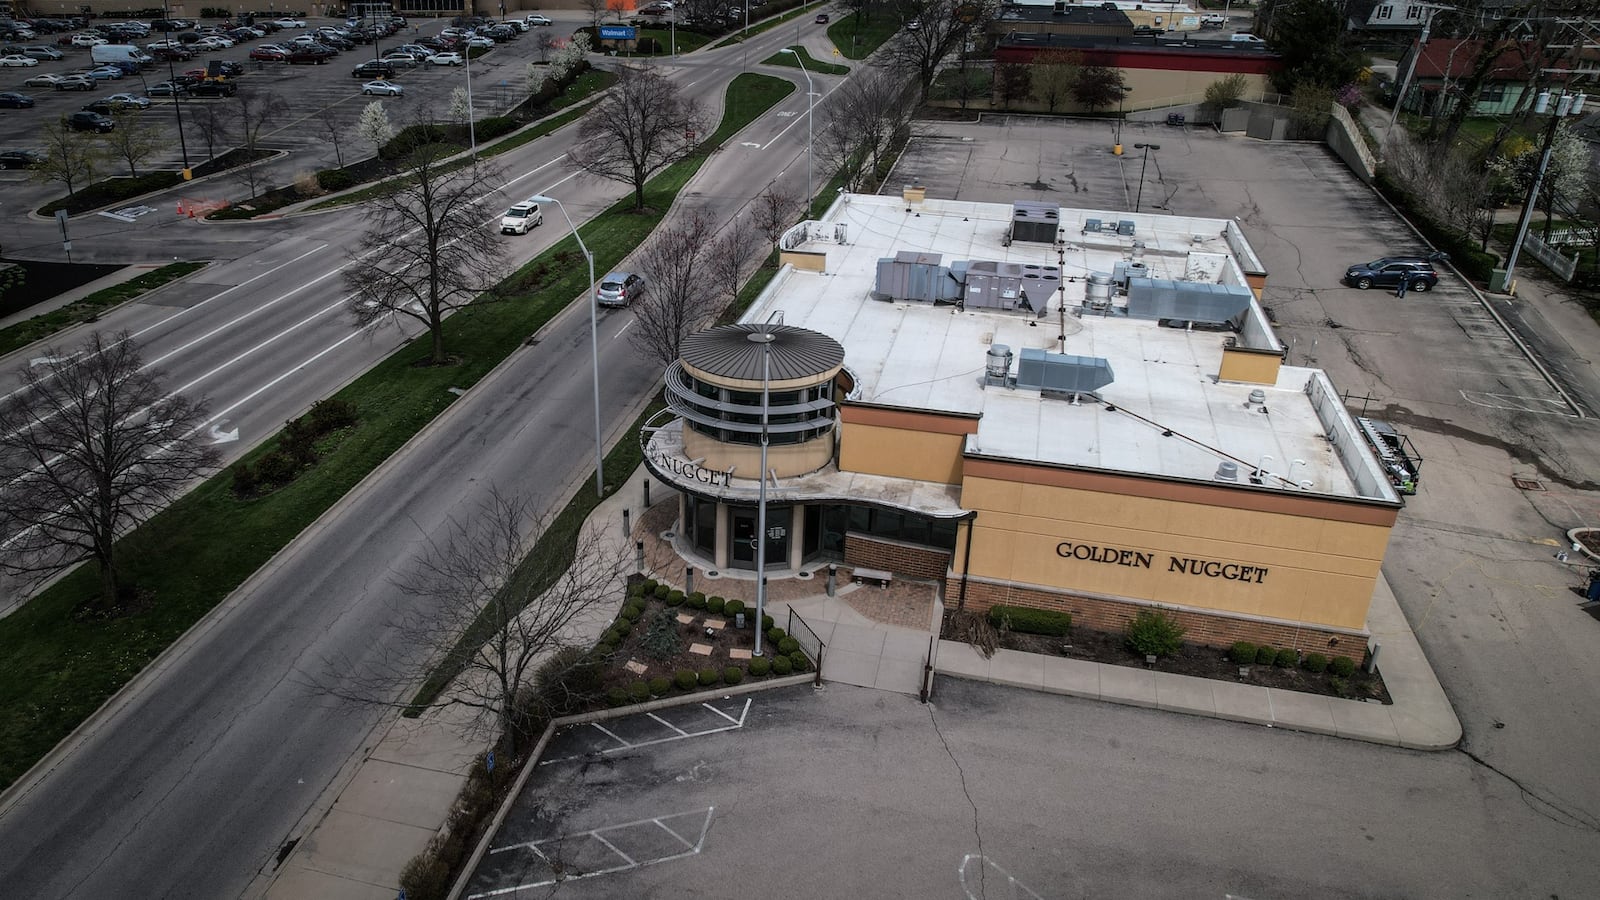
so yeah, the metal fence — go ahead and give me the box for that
[787,607,825,686]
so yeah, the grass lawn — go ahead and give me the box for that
[827,11,901,60]
[0,262,207,358]
[0,73,797,793]
[635,27,713,55]
[763,44,848,75]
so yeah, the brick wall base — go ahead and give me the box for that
[947,576,1370,663]
[844,533,952,582]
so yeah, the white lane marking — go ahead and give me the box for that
[647,712,689,736]
[958,854,1045,900]
[612,319,633,339]
[473,807,714,897]
[703,699,748,725]
[540,698,751,765]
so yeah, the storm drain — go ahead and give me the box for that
[1513,477,1546,491]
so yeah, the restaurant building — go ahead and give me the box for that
[642,193,1402,660]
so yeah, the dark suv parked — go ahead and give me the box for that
[1343,253,1448,292]
[65,110,115,132]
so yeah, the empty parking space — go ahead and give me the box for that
[539,697,752,765]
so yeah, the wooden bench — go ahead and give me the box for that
[852,567,893,587]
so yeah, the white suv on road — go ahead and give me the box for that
[501,201,544,234]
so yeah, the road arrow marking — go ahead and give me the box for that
[208,424,239,444]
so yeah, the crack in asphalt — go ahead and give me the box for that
[1456,746,1600,835]
[927,702,985,897]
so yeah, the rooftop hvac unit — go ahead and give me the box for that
[1125,278,1252,325]
[959,260,1057,315]
[872,251,961,303]
[1085,272,1114,310]
[1011,201,1061,244]
[984,344,1013,387]
[1015,347,1115,395]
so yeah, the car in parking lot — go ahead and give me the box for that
[0,53,38,65]
[64,110,114,131]
[99,92,151,109]
[0,91,34,107]
[596,271,645,307]
[361,79,402,96]
[288,46,334,64]
[188,79,237,97]
[150,46,194,61]
[146,79,188,96]
[249,45,286,60]
[1199,13,1227,27]
[428,51,463,66]
[273,18,307,28]
[53,74,94,90]
[380,51,422,68]
[352,59,394,78]
[24,72,61,87]
[70,33,107,47]
[500,200,543,234]
[0,149,42,169]
[1343,254,1447,291]
[524,13,552,25]
[23,45,62,59]
[83,65,125,80]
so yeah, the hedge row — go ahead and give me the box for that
[988,604,1072,637]
[1229,641,1358,677]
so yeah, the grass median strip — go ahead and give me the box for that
[0,73,795,793]
[712,0,828,48]
[827,13,900,60]
[0,262,206,358]
[763,44,849,75]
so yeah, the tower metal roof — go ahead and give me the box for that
[679,324,846,382]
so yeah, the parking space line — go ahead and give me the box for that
[542,699,753,765]
[1460,391,1575,416]
[473,807,714,898]
[959,853,1045,900]
[648,712,690,736]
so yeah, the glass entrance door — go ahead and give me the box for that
[730,506,790,569]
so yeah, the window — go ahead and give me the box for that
[1404,5,1421,19]
[833,505,958,550]
[1375,4,1393,19]
[1478,83,1505,103]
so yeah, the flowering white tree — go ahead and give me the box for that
[357,100,394,152]
[449,86,472,128]
[1488,124,1590,238]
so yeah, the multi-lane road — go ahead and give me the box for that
[0,12,846,897]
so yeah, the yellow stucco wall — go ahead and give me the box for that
[1218,348,1282,384]
[781,251,827,272]
[839,423,967,485]
[685,429,834,478]
[959,474,1392,629]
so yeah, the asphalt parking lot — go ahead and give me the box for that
[465,679,1592,899]
[0,13,586,179]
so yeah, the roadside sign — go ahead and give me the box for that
[599,25,636,40]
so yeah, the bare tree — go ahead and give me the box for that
[0,331,220,612]
[752,183,799,252]
[1029,48,1081,114]
[706,216,763,307]
[535,29,557,63]
[993,62,1031,110]
[631,208,723,369]
[313,105,347,169]
[101,109,169,177]
[880,0,995,98]
[568,65,708,210]
[326,488,624,751]
[1070,65,1128,114]
[815,66,914,193]
[343,136,508,366]
[189,101,234,163]
[31,120,99,198]
[235,89,287,199]
[580,0,607,29]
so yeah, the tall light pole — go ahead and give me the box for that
[1133,142,1159,212]
[530,194,606,498]
[1503,89,1587,290]
[780,47,813,204]
[162,5,190,171]
[751,312,781,657]
[463,43,477,156]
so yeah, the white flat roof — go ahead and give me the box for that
[745,194,1386,501]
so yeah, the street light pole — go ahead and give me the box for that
[530,194,606,498]
[1133,142,1159,212]
[780,48,813,204]
[464,44,477,156]
[751,315,779,657]
[1503,90,1586,290]
[163,6,190,170]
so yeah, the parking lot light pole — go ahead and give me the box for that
[779,48,812,204]
[162,8,190,170]
[530,194,605,499]
[1133,142,1160,213]
[464,46,477,156]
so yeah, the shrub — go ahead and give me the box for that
[1301,652,1329,674]
[697,667,721,687]
[648,676,672,696]
[1124,610,1186,658]
[763,614,775,631]
[605,687,628,707]
[612,619,633,637]
[687,591,705,607]
[476,114,518,140]
[789,650,810,672]
[674,669,697,690]
[637,35,661,53]
[1255,645,1277,665]
[642,578,659,594]
[667,589,686,605]
[308,398,358,431]
[777,636,799,655]
[628,583,646,599]
[619,604,642,622]
[653,582,670,599]
[771,655,793,676]
[1274,647,1297,668]
[293,169,323,198]
[749,657,771,677]
[230,462,259,498]
[1329,676,1352,698]
[725,599,746,617]
[766,627,787,645]
[525,646,607,719]
[1229,642,1257,664]
[706,596,725,615]
[1330,656,1357,678]
[638,609,684,661]
[627,681,650,703]
[723,666,744,685]
[398,848,451,900]
[687,593,707,610]
[987,604,1072,637]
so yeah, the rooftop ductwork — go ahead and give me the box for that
[1014,347,1115,395]
[1125,278,1253,326]
[872,251,963,304]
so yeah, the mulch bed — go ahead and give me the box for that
[595,590,811,697]
[945,612,1390,704]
